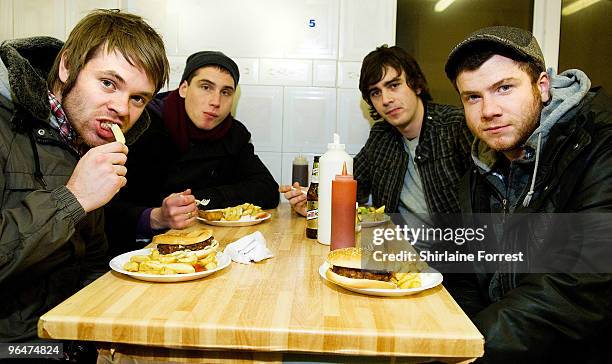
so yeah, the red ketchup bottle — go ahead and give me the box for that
[330,162,357,251]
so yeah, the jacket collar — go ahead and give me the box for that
[0,36,61,124]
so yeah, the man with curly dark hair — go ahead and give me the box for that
[282,45,473,223]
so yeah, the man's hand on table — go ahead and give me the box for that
[279,182,306,217]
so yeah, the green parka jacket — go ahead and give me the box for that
[0,37,108,342]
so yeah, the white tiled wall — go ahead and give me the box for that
[337,89,375,155]
[166,56,188,91]
[313,60,337,87]
[233,85,284,153]
[337,61,362,89]
[1,0,397,186]
[65,0,120,36]
[12,0,65,40]
[259,59,313,86]
[0,0,13,41]
[283,87,337,154]
[257,152,283,186]
[234,58,260,86]
[339,0,397,61]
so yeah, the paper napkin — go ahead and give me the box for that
[224,231,273,264]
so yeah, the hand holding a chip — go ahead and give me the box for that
[66,141,129,212]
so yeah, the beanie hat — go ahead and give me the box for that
[445,26,545,81]
[180,51,240,86]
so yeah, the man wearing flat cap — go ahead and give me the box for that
[445,26,612,362]
[105,51,279,253]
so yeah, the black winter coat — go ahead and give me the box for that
[105,95,279,254]
[454,88,612,363]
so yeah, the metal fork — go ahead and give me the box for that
[195,198,210,207]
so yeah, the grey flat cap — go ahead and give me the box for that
[445,26,545,81]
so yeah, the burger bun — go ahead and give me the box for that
[152,228,213,246]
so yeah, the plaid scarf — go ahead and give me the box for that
[48,90,81,154]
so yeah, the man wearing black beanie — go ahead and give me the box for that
[105,51,279,254]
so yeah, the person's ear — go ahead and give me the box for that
[178,80,188,98]
[537,71,551,103]
[58,52,69,83]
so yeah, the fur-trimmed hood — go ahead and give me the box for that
[0,36,149,144]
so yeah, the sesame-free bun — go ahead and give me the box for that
[152,228,217,256]
[326,247,364,269]
[152,229,213,246]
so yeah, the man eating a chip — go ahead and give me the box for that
[0,9,169,347]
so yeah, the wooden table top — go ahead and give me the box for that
[38,203,483,360]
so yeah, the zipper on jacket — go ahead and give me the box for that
[484,175,509,220]
[28,130,48,189]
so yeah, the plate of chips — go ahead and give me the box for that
[109,248,231,283]
[197,203,271,227]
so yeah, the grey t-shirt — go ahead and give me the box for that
[398,136,429,216]
[398,136,433,251]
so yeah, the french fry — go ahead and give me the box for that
[161,267,177,275]
[199,254,215,265]
[178,255,197,265]
[110,123,125,144]
[123,261,139,272]
[124,249,218,275]
[217,203,263,221]
[130,255,150,263]
[390,271,422,289]
[159,255,177,264]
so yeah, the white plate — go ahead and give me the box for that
[197,209,271,227]
[318,262,443,297]
[359,214,391,228]
[109,248,231,283]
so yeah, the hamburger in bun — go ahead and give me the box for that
[325,247,396,289]
[152,228,218,258]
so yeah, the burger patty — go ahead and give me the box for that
[157,236,214,255]
[331,266,392,281]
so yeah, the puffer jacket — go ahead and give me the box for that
[456,88,612,363]
[0,37,109,342]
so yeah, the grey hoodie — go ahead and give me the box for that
[471,69,592,207]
